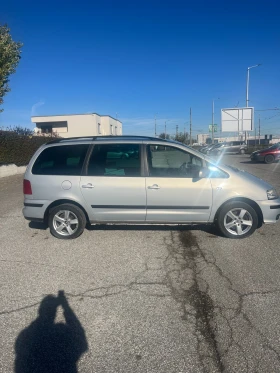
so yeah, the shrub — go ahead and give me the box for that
[0,131,54,166]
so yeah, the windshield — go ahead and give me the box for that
[269,143,280,149]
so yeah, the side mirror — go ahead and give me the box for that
[198,167,210,178]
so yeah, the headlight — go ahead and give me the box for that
[267,188,279,200]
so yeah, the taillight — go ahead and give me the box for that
[23,179,32,195]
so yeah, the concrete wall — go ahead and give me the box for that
[32,114,122,138]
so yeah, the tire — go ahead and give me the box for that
[264,154,274,164]
[48,203,86,239]
[216,201,258,239]
[240,149,246,155]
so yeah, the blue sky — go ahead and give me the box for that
[1,0,280,138]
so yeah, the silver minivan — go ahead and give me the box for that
[209,141,247,155]
[23,136,280,239]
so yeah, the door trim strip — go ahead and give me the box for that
[91,205,210,209]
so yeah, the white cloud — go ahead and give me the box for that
[31,100,45,116]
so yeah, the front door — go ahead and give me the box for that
[145,145,212,222]
[80,143,146,222]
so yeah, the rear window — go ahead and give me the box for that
[32,144,89,175]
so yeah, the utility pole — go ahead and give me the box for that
[255,128,257,148]
[164,121,167,139]
[258,115,261,145]
[176,125,178,138]
[154,115,157,137]
[190,107,192,146]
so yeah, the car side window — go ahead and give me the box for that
[147,145,202,178]
[32,145,89,175]
[87,144,140,176]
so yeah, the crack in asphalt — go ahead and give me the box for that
[0,301,41,316]
[0,258,95,276]
[163,231,224,373]
[175,230,280,372]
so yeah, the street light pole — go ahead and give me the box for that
[212,100,214,144]
[164,119,171,139]
[246,64,261,107]
[190,107,192,146]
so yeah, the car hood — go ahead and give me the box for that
[251,150,262,155]
[251,147,277,155]
[206,158,275,199]
[226,166,272,189]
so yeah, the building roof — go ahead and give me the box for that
[31,113,120,122]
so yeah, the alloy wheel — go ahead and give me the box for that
[224,208,253,236]
[53,210,79,236]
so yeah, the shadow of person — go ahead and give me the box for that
[14,291,88,373]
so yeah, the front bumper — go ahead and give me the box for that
[258,198,280,224]
[251,154,265,162]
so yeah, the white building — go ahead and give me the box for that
[31,113,122,138]
[197,134,210,145]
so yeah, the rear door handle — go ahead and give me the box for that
[148,184,160,190]
[82,183,95,189]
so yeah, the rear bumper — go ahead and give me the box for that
[258,198,280,224]
[22,200,49,221]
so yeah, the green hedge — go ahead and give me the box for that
[0,131,52,166]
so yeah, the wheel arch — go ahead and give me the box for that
[44,199,90,224]
[214,197,263,228]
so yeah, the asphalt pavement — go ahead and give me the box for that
[0,154,280,373]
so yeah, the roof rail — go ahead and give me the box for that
[94,135,166,141]
[47,136,96,144]
[47,135,168,144]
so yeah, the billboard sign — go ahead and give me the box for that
[221,107,254,132]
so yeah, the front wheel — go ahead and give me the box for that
[264,154,274,164]
[216,201,258,239]
[240,149,246,155]
[48,203,86,239]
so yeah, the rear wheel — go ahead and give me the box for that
[264,154,274,164]
[48,203,86,239]
[240,149,246,154]
[216,201,258,239]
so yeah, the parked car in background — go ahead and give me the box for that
[251,143,280,164]
[23,136,280,240]
[199,144,218,154]
[209,141,247,156]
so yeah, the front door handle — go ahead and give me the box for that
[148,184,160,190]
[82,183,95,189]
